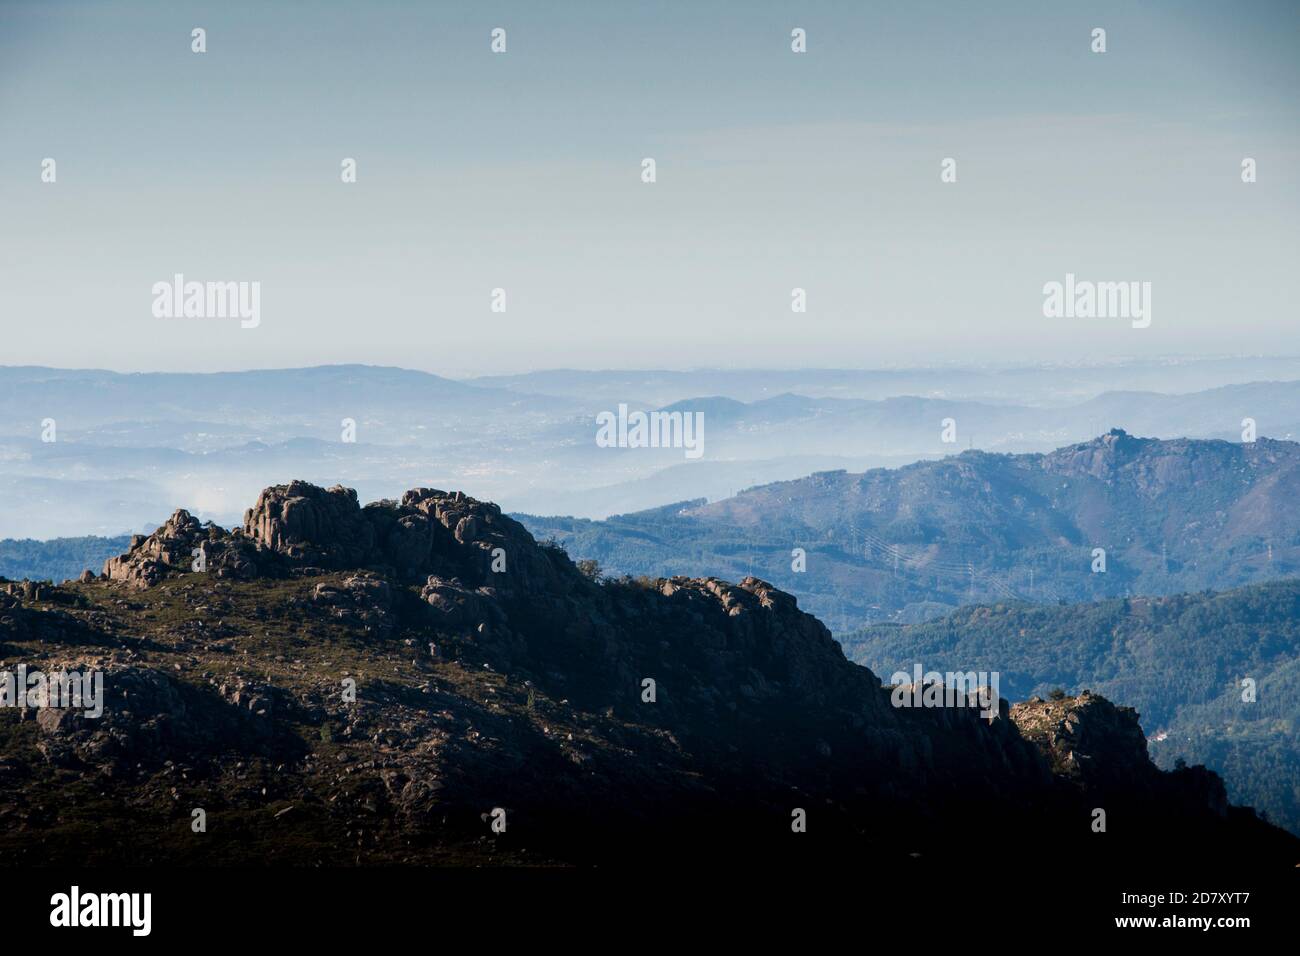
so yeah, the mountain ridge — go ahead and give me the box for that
[1,479,1292,865]
[4,364,1300,536]
[520,430,1300,629]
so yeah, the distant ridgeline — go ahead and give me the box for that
[0,535,132,583]
[842,578,1300,837]
[519,431,1300,631]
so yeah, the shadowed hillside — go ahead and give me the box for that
[842,579,1300,836]
[0,480,1293,867]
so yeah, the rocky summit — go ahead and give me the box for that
[0,481,1294,866]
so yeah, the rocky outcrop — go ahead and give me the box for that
[244,482,375,568]
[1041,428,1148,483]
[1,579,55,602]
[86,485,1233,802]
[63,480,1291,865]
[83,483,576,598]
[102,509,266,588]
[33,664,301,772]
[1010,690,1233,819]
[1010,691,1151,783]
[312,573,395,632]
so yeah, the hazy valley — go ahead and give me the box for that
[3,359,1300,538]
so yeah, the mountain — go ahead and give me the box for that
[0,365,565,443]
[519,430,1300,630]
[4,364,1300,540]
[0,364,583,536]
[842,579,1300,836]
[0,480,1291,867]
[467,358,1300,406]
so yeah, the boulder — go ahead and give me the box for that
[103,509,267,588]
[244,482,375,567]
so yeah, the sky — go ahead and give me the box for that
[1,0,1297,376]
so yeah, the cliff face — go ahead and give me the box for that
[1011,692,1154,783]
[1010,692,1233,821]
[0,481,1289,865]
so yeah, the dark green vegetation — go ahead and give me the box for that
[842,578,1300,836]
[520,431,1300,631]
[0,535,131,583]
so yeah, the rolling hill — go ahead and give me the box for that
[520,430,1300,630]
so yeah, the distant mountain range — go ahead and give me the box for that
[842,579,1300,836]
[10,429,1300,620]
[3,362,1300,538]
[469,357,1300,406]
[519,430,1300,630]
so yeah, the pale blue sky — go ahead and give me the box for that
[1,0,1297,375]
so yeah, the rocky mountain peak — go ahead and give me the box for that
[6,478,1292,865]
[243,482,375,567]
[1042,428,1153,481]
